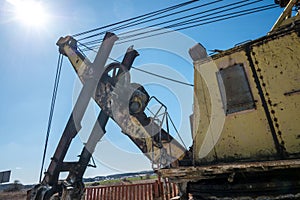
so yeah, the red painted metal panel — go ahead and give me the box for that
[85,188,89,200]
[103,186,107,200]
[140,184,144,200]
[149,183,153,200]
[114,185,117,200]
[85,179,179,200]
[98,188,100,199]
[92,188,95,200]
[172,181,177,197]
[125,185,129,200]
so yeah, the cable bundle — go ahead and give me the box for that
[70,0,278,86]
[73,0,278,51]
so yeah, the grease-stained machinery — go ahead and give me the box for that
[28,0,300,199]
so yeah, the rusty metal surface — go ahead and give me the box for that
[193,48,278,164]
[27,33,119,200]
[270,0,299,32]
[192,18,300,165]
[160,159,300,199]
[190,193,300,200]
[44,33,118,186]
[84,180,179,200]
[216,63,255,114]
[158,159,300,182]
[57,36,186,168]
[250,29,300,157]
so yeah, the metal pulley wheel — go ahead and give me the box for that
[100,62,149,115]
[101,62,130,86]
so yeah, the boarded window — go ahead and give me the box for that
[217,64,255,114]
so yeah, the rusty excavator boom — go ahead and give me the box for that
[27,32,188,200]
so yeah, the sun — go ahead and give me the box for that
[7,0,49,27]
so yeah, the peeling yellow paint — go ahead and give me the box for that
[193,24,300,164]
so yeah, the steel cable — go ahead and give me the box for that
[77,0,222,44]
[117,0,262,42]
[75,2,277,87]
[116,4,278,45]
[73,0,198,39]
[80,2,276,49]
[39,54,63,183]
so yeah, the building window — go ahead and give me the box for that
[217,64,255,114]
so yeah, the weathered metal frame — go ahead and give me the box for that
[270,0,300,32]
[158,159,300,182]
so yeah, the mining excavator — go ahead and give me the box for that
[27,31,189,200]
[28,0,300,199]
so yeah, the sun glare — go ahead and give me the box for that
[7,0,49,27]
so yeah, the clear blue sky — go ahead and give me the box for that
[0,0,283,184]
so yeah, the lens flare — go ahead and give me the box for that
[7,0,49,27]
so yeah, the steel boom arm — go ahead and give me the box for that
[56,36,187,167]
